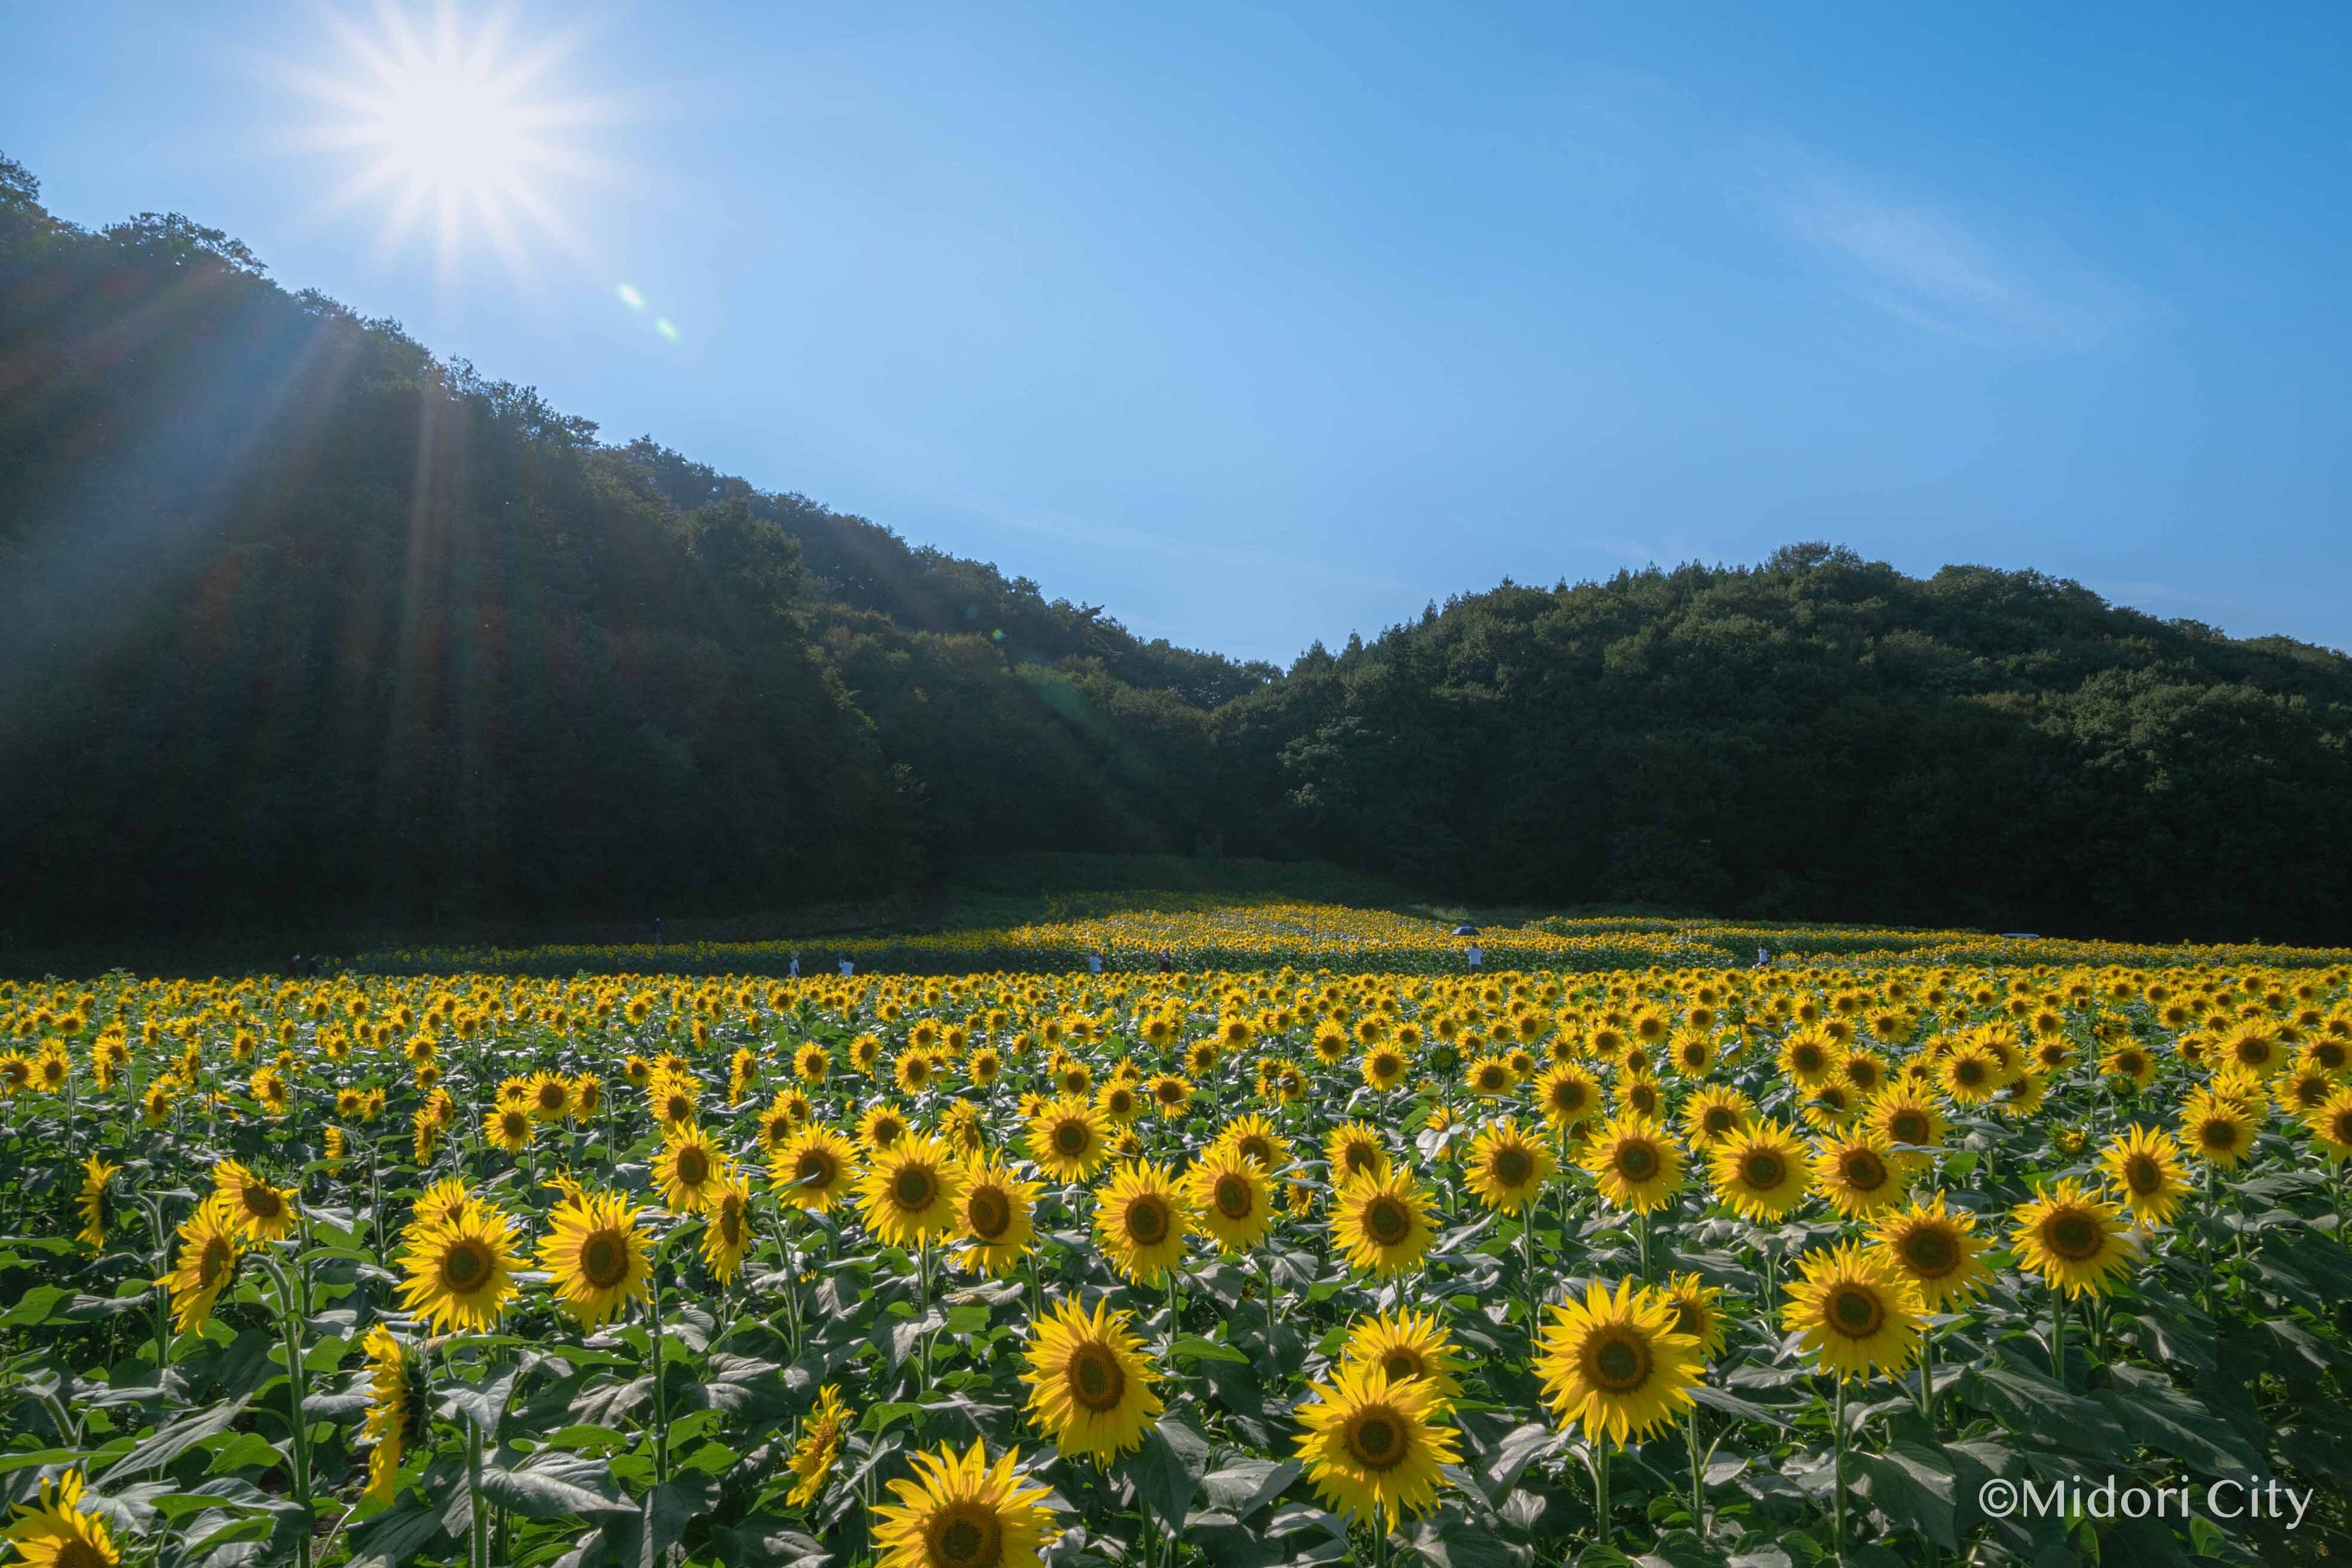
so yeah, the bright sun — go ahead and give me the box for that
[286,4,609,279]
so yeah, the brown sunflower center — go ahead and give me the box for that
[1054,1121,1088,1157]
[2045,1211,2102,1260]
[581,1231,630,1290]
[1214,1174,1254,1220]
[1492,1147,1534,1188]
[2198,1118,2237,1151]
[243,1183,283,1219]
[1381,1350,1422,1382]
[1123,1195,1170,1246]
[1890,1111,1930,1144]
[1344,1406,1405,1470]
[2123,1155,2162,1195]
[200,1236,234,1287]
[894,1166,939,1212]
[967,1188,1012,1240]
[797,1150,837,1188]
[1068,1342,1126,1412]
[1741,1152,1787,1190]
[1587,1329,1652,1392]
[1841,1152,1888,1191]
[1362,1195,1412,1246]
[442,1238,492,1292]
[1614,1141,1660,1182]
[1828,1284,1885,1337]
[676,1149,709,1188]
[1702,1106,1736,1135]
[1342,1142,1379,1174]
[927,1501,1003,1568]
[1901,1227,1956,1275]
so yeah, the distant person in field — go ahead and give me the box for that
[1466,943,1482,972]
[1757,946,1769,967]
[654,916,665,946]
[1088,951,1104,975]
[839,959,854,977]
[1158,950,1172,974]
[788,951,801,978]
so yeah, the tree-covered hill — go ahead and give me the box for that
[4,151,2348,946]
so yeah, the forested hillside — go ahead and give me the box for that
[5,153,2350,945]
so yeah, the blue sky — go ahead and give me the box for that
[7,1,2350,663]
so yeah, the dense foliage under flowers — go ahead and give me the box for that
[7,956,2352,1568]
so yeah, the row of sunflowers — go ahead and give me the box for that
[3,959,2350,1567]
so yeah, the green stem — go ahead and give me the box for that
[2051,1293,2067,1385]
[466,1402,488,1568]
[648,1267,671,1486]
[1594,1440,1612,1548]
[1687,1408,1706,1534]
[1918,1322,1937,1431]
[263,1256,314,1568]
[1832,1377,1847,1562]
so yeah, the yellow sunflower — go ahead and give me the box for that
[3,1469,120,1568]
[2178,1089,2256,1169]
[1293,1364,1460,1528]
[160,1194,244,1335]
[1869,1193,1989,1310]
[775,1125,861,1212]
[953,1156,1039,1277]
[2010,1180,2138,1298]
[870,1440,1057,1568]
[1093,1160,1193,1286]
[1464,1118,1557,1215]
[2098,1125,2191,1224]
[863,1136,969,1250]
[701,1170,755,1284]
[1185,1147,1275,1254]
[1533,1278,1702,1444]
[360,1324,410,1504]
[1021,1294,1164,1463]
[212,1158,299,1242]
[1657,1272,1727,1360]
[525,1071,573,1122]
[1330,1169,1438,1278]
[75,1156,118,1250]
[1811,1131,1907,1218]
[1340,1308,1466,1405]
[1863,1087,1948,1173]
[398,1199,524,1333]
[1324,1121,1392,1184]
[484,1104,534,1153]
[1534,1062,1605,1131]
[786,1385,853,1508]
[1782,1243,1924,1380]
[858,1102,913,1154]
[1582,1114,1686,1214]
[1679,1085,1754,1150]
[2307,1087,2352,1162]
[1213,1112,1294,1177]
[1709,1121,1814,1221]
[539,1191,654,1329]
[652,1123,730,1215]
[1025,1095,1110,1183]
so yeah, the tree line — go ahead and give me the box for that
[4,153,2346,947]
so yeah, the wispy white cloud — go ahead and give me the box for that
[1773,171,2111,347]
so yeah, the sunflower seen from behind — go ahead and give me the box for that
[359,1324,410,1504]
[1020,1294,1164,1463]
[1292,1363,1460,1529]
[870,1439,1057,1568]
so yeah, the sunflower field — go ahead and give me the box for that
[4,959,2352,1568]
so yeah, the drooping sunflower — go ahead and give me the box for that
[1293,1364,1460,1529]
[863,1136,969,1250]
[1533,1278,1703,1445]
[160,1193,244,1335]
[1025,1095,1110,1183]
[870,1439,1057,1568]
[786,1384,853,1508]
[75,1155,118,1250]
[540,1191,654,1329]
[652,1123,730,1215]
[1709,1121,1814,1222]
[398,1199,524,1333]
[1812,1131,1907,1218]
[2098,1125,2191,1224]
[2178,1089,2256,1170]
[1870,1193,1989,1310]
[1330,1169,1438,1278]
[1464,1118,1557,1215]
[1782,1243,1925,1379]
[1679,1085,1754,1150]
[1185,1147,1275,1254]
[1657,1272,1727,1360]
[1093,1160,1193,1286]
[2011,1179,2139,1299]
[1340,1308,1466,1405]
[360,1324,410,1504]
[2,1469,121,1568]
[775,1126,861,1212]
[701,1170,755,1284]
[1324,1121,1392,1185]
[1582,1114,1686,1214]
[953,1156,1039,1276]
[212,1158,299,1242]
[1020,1294,1164,1462]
